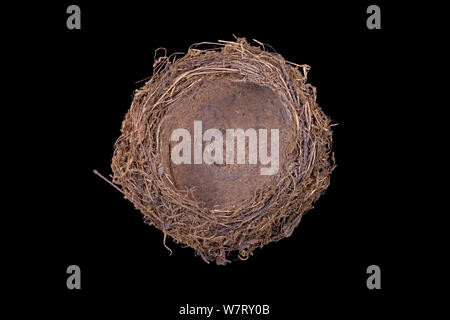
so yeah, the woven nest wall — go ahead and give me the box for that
[109,38,335,265]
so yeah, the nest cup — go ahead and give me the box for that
[111,38,334,265]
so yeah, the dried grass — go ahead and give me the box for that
[98,38,335,265]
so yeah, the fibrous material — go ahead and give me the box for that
[109,38,335,265]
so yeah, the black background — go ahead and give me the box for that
[17,0,419,317]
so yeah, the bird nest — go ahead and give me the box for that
[106,38,334,265]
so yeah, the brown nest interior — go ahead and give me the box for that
[159,78,296,209]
